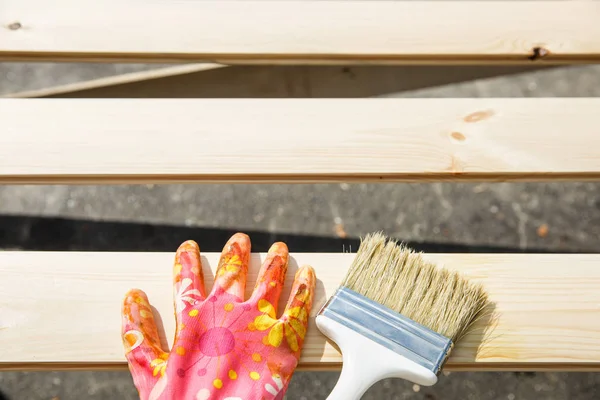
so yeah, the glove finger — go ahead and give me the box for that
[249,242,289,306]
[173,240,206,330]
[213,232,250,300]
[281,266,316,353]
[122,289,169,385]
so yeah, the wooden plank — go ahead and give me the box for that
[4,65,551,99]
[2,98,600,183]
[3,63,224,98]
[2,1,600,64]
[1,252,599,371]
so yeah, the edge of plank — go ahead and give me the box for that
[4,173,600,185]
[3,63,224,99]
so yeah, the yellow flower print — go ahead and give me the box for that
[251,299,308,352]
[150,354,168,377]
[217,254,242,276]
[283,306,307,351]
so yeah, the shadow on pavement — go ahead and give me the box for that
[0,215,594,254]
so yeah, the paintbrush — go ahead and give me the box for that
[316,232,489,399]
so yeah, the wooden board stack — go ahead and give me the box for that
[1,0,600,372]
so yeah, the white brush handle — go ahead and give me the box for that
[316,315,438,400]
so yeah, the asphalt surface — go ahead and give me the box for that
[1,62,599,399]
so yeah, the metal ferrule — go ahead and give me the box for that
[318,287,454,375]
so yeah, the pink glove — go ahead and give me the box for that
[121,233,316,400]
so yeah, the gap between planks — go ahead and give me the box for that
[1,252,600,371]
[2,98,600,183]
[2,1,600,64]
[3,65,550,99]
[2,63,225,99]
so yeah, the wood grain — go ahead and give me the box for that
[1,252,599,371]
[2,99,600,183]
[2,1,600,64]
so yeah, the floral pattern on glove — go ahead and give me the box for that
[122,233,316,400]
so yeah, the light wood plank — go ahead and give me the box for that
[2,1,600,64]
[2,99,600,183]
[1,252,599,371]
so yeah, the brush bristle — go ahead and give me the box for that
[341,232,489,343]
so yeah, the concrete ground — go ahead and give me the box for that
[1,62,600,399]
